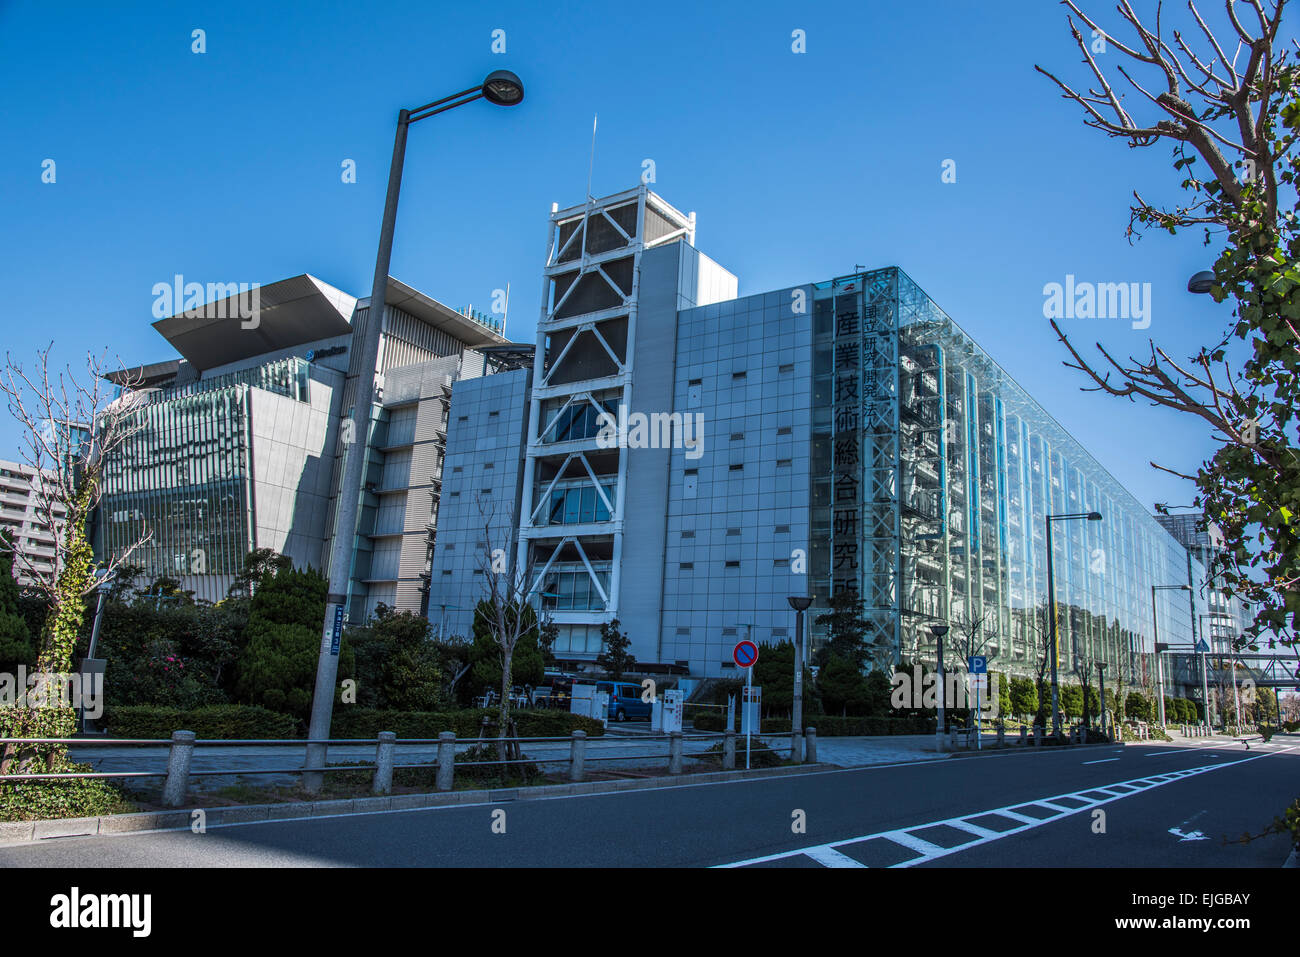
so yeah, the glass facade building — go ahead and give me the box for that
[810,267,1206,683]
[415,188,1242,687]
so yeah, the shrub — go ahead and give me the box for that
[691,712,934,735]
[0,757,133,821]
[1125,691,1151,722]
[103,704,296,739]
[347,604,444,711]
[330,707,604,740]
[236,564,346,720]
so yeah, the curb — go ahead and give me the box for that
[0,761,829,846]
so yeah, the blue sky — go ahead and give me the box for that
[1,0,1290,513]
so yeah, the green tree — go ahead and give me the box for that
[993,670,1013,722]
[348,603,443,711]
[1061,684,1083,720]
[814,591,877,669]
[750,640,815,717]
[235,564,339,721]
[1125,691,1151,722]
[1009,676,1038,722]
[596,618,636,679]
[0,533,34,672]
[818,654,867,716]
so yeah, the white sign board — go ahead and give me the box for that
[662,689,684,734]
[741,685,762,736]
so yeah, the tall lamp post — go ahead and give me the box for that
[1096,661,1108,740]
[1149,583,1191,727]
[787,595,813,763]
[304,71,525,792]
[929,622,949,752]
[1045,511,1102,737]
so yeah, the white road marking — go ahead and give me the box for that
[802,845,866,868]
[718,746,1296,868]
[1083,758,1119,764]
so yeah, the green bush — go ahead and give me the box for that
[331,707,605,740]
[236,564,347,720]
[691,712,934,735]
[0,757,133,822]
[103,704,296,739]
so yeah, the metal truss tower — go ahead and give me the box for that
[516,186,695,640]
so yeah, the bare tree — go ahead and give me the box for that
[0,347,151,772]
[1035,1,1300,639]
[471,493,538,758]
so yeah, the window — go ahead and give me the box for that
[729,463,743,472]
[732,371,746,380]
[779,363,794,374]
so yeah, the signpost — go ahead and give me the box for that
[734,640,759,769]
[968,656,987,750]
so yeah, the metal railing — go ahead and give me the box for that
[0,726,820,809]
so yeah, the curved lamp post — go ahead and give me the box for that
[305,71,525,793]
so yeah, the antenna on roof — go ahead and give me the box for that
[586,114,597,202]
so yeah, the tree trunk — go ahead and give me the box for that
[499,647,513,759]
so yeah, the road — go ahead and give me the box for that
[3,737,1295,867]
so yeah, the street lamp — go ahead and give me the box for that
[1187,270,1216,294]
[1046,511,1102,737]
[929,622,949,751]
[1150,583,1191,727]
[1095,661,1108,740]
[787,595,814,763]
[304,70,525,792]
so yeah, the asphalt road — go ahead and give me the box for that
[2,738,1295,867]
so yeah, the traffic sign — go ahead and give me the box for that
[967,655,987,674]
[1194,639,1211,654]
[734,640,759,669]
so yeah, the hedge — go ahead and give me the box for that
[691,713,936,735]
[103,704,297,739]
[330,708,605,739]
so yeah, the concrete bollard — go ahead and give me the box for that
[1018,726,1027,746]
[372,731,396,795]
[949,727,960,750]
[668,732,683,775]
[162,730,196,808]
[1034,727,1044,747]
[997,724,1005,747]
[436,731,455,792]
[723,730,736,770]
[569,730,587,783]
[804,727,818,764]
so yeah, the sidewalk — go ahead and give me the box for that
[66,730,949,791]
